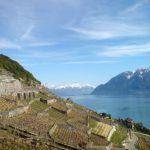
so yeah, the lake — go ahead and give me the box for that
[62,94,150,128]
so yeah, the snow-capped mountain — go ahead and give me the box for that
[92,67,150,95]
[47,83,95,96]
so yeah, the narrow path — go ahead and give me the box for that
[107,126,116,141]
[133,131,150,137]
[122,131,138,150]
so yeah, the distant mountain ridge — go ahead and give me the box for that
[48,83,95,96]
[92,68,150,95]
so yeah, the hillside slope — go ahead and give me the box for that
[0,54,40,86]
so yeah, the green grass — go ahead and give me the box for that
[37,92,50,99]
[89,118,98,128]
[110,126,128,146]
[48,108,66,120]
[30,100,48,113]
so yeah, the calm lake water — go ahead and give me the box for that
[63,95,150,128]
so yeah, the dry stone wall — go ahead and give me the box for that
[0,71,22,95]
[14,91,37,100]
[0,70,38,99]
[8,106,29,117]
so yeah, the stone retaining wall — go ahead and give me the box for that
[8,106,29,117]
[13,91,37,100]
[0,106,29,118]
[0,79,22,95]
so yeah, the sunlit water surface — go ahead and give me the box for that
[62,94,150,127]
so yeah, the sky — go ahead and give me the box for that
[0,0,150,86]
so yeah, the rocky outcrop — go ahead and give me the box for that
[8,106,29,117]
[0,69,39,100]
[0,105,29,118]
[0,54,41,86]
[0,69,23,95]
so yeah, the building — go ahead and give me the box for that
[40,98,57,104]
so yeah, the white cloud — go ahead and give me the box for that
[26,41,56,47]
[13,50,75,62]
[125,2,143,13]
[21,24,35,41]
[0,38,21,50]
[69,27,114,40]
[98,43,150,57]
[20,24,56,47]
[124,0,148,13]
[68,20,150,40]
[63,60,117,64]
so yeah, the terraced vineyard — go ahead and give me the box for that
[67,119,89,133]
[2,113,54,136]
[48,108,67,122]
[29,100,49,114]
[0,99,16,111]
[136,133,150,150]
[49,124,88,148]
[49,100,67,113]
[90,118,113,138]
[0,89,148,150]
[0,123,63,150]
[67,108,87,123]
[89,134,110,146]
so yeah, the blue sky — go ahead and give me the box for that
[0,0,150,86]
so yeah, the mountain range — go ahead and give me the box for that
[48,83,95,96]
[92,68,150,95]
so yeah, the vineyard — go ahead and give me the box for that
[136,133,150,150]
[90,119,113,138]
[0,123,66,149]
[29,100,49,114]
[49,100,67,113]
[1,94,149,149]
[67,108,87,118]
[89,134,110,146]
[1,112,54,137]
[0,88,149,150]
[48,108,67,122]
[110,126,127,146]
[0,98,16,111]
[67,118,89,133]
[49,124,88,148]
